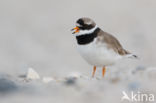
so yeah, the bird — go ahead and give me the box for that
[71,17,137,78]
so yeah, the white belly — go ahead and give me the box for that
[77,39,122,67]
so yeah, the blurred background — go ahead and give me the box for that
[0,0,156,103]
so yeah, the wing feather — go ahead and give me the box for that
[97,30,130,55]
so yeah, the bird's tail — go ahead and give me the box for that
[123,49,138,59]
[125,53,138,59]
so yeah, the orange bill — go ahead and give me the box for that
[71,27,80,34]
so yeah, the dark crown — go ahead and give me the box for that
[76,17,96,30]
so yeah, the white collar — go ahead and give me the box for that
[75,25,98,36]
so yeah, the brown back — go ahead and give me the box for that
[97,30,130,55]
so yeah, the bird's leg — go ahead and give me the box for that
[102,66,106,77]
[92,66,96,78]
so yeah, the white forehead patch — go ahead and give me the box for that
[76,23,81,27]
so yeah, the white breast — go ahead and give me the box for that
[76,38,122,67]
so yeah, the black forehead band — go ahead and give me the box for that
[79,25,94,30]
[77,19,85,26]
[76,19,94,30]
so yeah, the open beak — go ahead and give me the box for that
[71,27,80,34]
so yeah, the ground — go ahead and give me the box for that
[0,0,156,103]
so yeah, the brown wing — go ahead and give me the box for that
[97,30,130,55]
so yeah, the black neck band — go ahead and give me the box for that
[76,28,100,45]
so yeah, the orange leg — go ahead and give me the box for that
[102,67,106,77]
[92,66,96,77]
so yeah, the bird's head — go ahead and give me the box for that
[71,17,97,36]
